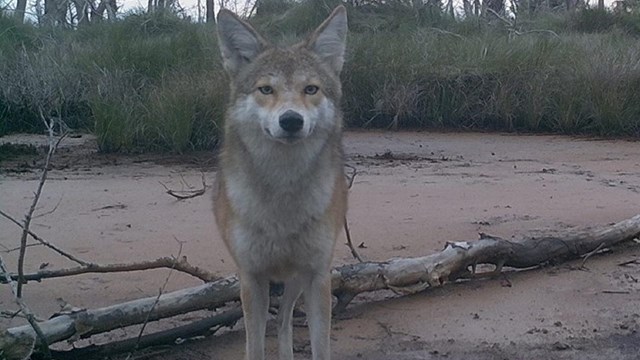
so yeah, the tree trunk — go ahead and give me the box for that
[15,0,28,22]
[43,0,69,26]
[2,214,639,359]
[71,0,89,26]
[103,0,116,20]
[91,0,107,21]
[462,0,473,17]
[206,0,214,22]
[446,0,455,18]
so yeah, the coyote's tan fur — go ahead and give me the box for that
[214,6,348,360]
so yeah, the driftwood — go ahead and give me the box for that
[48,308,244,360]
[2,214,640,359]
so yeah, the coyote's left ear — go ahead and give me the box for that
[305,5,348,74]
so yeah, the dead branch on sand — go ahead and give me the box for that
[2,214,639,359]
[0,209,218,285]
[159,173,208,200]
[0,255,219,284]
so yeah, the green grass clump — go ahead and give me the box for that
[89,69,225,153]
[1,11,224,151]
[342,26,640,136]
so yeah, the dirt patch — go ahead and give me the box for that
[1,131,640,359]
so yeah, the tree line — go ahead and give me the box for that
[7,0,639,28]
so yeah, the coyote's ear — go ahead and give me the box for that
[216,10,267,74]
[305,5,348,74]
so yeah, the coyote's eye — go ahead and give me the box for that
[258,86,274,95]
[304,85,319,95]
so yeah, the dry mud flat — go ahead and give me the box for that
[1,131,640,359]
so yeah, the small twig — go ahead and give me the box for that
[617,258,639,267]
[159,173,208,200]
[602,290,630,294]
[0,253,51,358]
[1,309,23,319]
[580,242,606,269]
[33,196,64,219]
[1,242,41,253]
[0,209,90,266]
[125,240,183,360]
[343,164,363,262]
[344,164,357,189]
[344,219,363,263]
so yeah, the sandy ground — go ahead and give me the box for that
[1,131,640,359]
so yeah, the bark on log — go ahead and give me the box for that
[48,308,243,360]
[2,215,640,358]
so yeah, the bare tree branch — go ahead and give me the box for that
[0,255,219,284]
[159,173,208,200]
[33,196,64,219]
[0,209,90,266]
[16,115,66,296]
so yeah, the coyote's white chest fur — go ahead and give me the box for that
[214,6,348,360]
[223,133,341,278]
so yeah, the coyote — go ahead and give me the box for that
[214,6,348,360]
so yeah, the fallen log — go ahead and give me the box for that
[2,214,640,359]
[48,308,243,360]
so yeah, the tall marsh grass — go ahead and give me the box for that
[344,29,640,136]
[1,6,640,153]
[0,11,225,152]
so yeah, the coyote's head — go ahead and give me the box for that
[216,6,347,145]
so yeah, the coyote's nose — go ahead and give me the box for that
[279,110,304,133]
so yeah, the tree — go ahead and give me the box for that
[206,0,214,22]
[15,0,27,22]
[43,0,70,27]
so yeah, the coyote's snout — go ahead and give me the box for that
[214,5,348,360]
[256,84,327,144]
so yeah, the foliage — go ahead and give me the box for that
[568,8,640,34]
[343,29,640,136]
[0,11,224,152]
[1,5,640,153]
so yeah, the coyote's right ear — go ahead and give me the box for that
[216,10,267,74]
